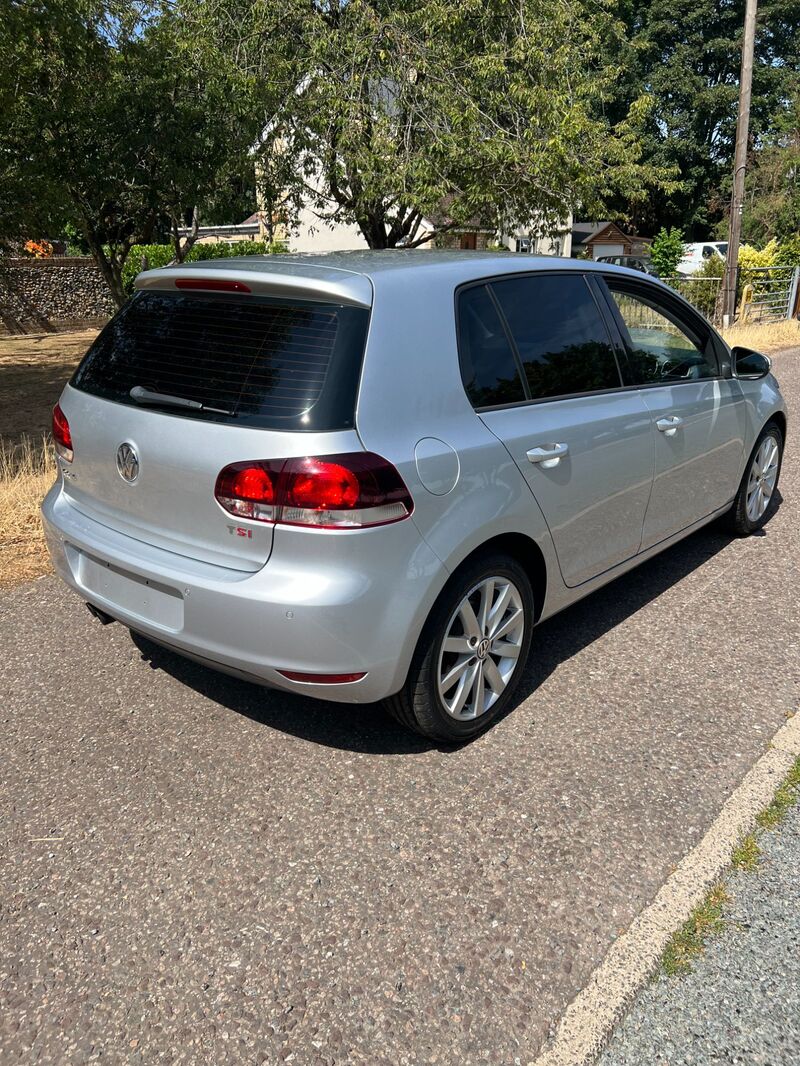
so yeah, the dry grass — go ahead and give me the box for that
[0,328,97,450]
[722,318,800,354]
[0,435,56,587]
[0,329,94,587]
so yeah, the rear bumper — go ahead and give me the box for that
[41,482,444,703]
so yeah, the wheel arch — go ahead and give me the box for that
[767,409,787,441]
[443,531,548,624]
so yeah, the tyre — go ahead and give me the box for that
[385,553,535,742]
[726,421,784,536]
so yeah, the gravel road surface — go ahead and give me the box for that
[600,795,800,1065]
[2,350,798,1064]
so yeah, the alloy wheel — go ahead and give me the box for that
[436,576,526,721]
[746,435,779,523]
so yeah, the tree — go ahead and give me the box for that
[601,0,800,238]
[191,0,672,249]
[741,94,800,245]
[649,227,686,276]
[0,0,92,254]
[0,2,268,303]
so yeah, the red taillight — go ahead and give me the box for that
[285,459,360,511]
[214,461,279,522]
[52,403,73,462]
[214,453,413,529]
[174,278,251,293]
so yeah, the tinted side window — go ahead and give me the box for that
[606,285,718,384]
[490,274,621,401]
[457,284,526,408]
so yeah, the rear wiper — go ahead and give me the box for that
[129,385,235,417]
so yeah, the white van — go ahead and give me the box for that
[677,241,728,276]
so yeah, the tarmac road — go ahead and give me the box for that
[1,350,798,1065]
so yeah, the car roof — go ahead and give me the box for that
[136,250,671,309]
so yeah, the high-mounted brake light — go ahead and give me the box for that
[174,278,251,293]
[214,453,414,530]
[52,403,73,462]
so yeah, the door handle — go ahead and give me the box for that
[526,442,569,468]
[656,416,684,437]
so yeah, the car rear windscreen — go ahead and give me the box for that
[71,290,370,431]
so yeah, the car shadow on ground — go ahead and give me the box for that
[129,502,781,756]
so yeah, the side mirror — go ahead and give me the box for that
[732,346,772,380]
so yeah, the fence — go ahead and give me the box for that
[740,266,800,323]
[662,276,723,325]
[662,265,800,327]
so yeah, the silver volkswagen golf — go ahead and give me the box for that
[43,252,787,742]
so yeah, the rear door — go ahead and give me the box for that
[599,277,746,549]
[61,287,369,570]
[459,273,654,588]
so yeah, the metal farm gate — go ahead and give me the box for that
[741,265,800,323]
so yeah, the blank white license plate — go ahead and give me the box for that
[77,551,184,631]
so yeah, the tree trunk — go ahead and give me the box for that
[356,211,389,249]
[171,206,200,264]
[84,231,127,309]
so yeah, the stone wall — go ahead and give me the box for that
[0,257,114,334]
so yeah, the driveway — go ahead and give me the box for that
[2,350,798,1064]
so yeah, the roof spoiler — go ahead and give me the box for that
[135,264,373,309]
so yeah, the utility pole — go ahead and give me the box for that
[722,0,758,326]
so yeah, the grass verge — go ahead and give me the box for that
[0,435,55,587]
[721,318,800,354]
[659,752,800,977]
[660,883,730,977]
[756,756,800,827]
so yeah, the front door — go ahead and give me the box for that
[600,278,747,548]
[457,274,654,588]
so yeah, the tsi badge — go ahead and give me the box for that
[227,525,253,539]
[116,442,139,483]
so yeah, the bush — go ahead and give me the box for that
[673,254,725,319]
[778,235,800,266]
[122,239,287,294]
[122,244,174,293]
[738,238,781,288]
[650,227,686,278]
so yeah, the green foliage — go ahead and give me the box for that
[122,245,176,294]
[742,93,800,246]
[650,227,686,277]
[121,241,285,294]
[755,755,800,830]
[0,2,269,303]
[731,833,761,871]
[602,0,800,239]
[660,882,730,977]
[191,0,673,248]
[739,239,781,272]
[737,239,790,295]
[62,222,90,256]
[778,235,800,267]
[672,259,724,319]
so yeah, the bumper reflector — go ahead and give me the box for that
[278,670,367,685]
